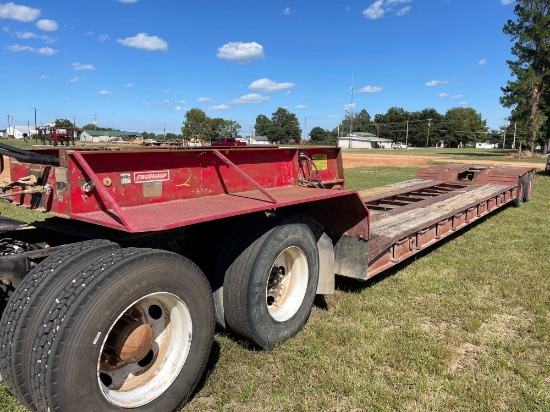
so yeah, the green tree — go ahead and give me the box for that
[501,0,550,151]
[55,119,76,128]
[443,107,488,145]
[337,109,373,136]
[309,127,328,142]
[254,114,272,136]
[269,108,302,144]
[182,108,209,141]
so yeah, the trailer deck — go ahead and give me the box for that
[0,145,536,412]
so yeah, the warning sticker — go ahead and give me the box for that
[311,154,328,171]
[134,170,170,183]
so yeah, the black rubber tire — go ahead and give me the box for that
[523,172,533,202]
[213,215,265,328]
[513,176,524,207]
[29,248,214,412]
[223,221,319,349]
[53,141,57,146]
[0,240,119,411]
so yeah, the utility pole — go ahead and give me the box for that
[93,114,98,130]
[512,122,517,149]
[502,120,507,149]
[406,120,409,146]
[163,123,166,141]
[31,108,38,129]
[426,119,432,148]
[349,73,354,137]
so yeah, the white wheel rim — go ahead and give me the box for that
[97,292,192,408]
[266,246,309,322]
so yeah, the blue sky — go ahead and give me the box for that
[1,0,518,137]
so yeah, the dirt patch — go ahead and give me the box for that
[342,151,544,169]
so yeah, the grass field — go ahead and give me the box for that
[0,159,548,411]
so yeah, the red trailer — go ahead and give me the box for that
[35,125,78,146]
[0,144,535,412]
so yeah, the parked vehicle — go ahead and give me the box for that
[35,125,78,146]
[546,151,550,172]
[393,142,407,149]
[211,137,247,146]
[0,143,535,411]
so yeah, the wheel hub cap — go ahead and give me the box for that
[114,319,154,363]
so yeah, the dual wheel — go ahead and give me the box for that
[513,172,533,207]
[0,241,214,411]
[215,218,320,349]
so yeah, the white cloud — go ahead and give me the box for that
[208,104,231,111]
[98,90,112,95]
[36,19,58,31]
[343,103,356,109]
[118,0,139,3]
[174,106,182,111]
[425,80,448,87]
[40,74,47,79]
[99,34,110,42]
[501,0,514,5]
[229,93,270,104]
[249,78,295,92]
[163,99,170,103]
[71,62,95,71]
[452,94,463,98]
[458,101,468,105]
[197,97,214,103]
[478,58,487,65]
[117,33,168,51]
[0,2,40,22]
[13,31,54,43]
[161,89,169,94]
[363,0,385,19]
[363,0,412,20]
[357,85,383,93]
[6,44,57,55]
[69,77,80,83]
[63,97,70,101]
[395,6,411,16]
[439,93,450,97]
[283,6,292,15]
[328,114,340,118]
[217,42,264,63]
[176,99,188,104]
[125,83,134,87]
[296,105,307,109]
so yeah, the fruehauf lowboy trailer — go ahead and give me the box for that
[0,144,535,411]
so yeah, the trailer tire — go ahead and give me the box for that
[223,220,319,349]
[0,239,119,410]
[513,176,524,207]
[523,172,533,202]
[213,215,265,328]
[29,248,214,412]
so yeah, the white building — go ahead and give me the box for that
[338,133,393,149]
[5,126,38,140]
[246,135,271,145]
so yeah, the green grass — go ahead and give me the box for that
[1,163,548,412]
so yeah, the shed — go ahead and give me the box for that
[338,133,392,149]
[80,130,142,142]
